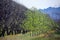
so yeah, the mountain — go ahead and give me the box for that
[40,7,60,22]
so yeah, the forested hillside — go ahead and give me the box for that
[23,9,57,33]
[0,0,28,37]
[0,0,60,40]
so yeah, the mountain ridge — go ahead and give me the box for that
[39,7,60,21]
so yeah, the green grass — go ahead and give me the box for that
[0,32,60,40]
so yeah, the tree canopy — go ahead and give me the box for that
[22,9,57,33]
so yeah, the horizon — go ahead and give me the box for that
[13,0,60,9]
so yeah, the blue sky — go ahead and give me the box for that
[13,0,60,9]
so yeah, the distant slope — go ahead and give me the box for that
[40,7,60,21]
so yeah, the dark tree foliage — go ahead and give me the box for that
[0,0,28,37]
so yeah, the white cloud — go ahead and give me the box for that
[13,0,60,9]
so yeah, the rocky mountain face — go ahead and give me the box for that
[0,0,28,36]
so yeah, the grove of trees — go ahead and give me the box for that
[22,8,58,34]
